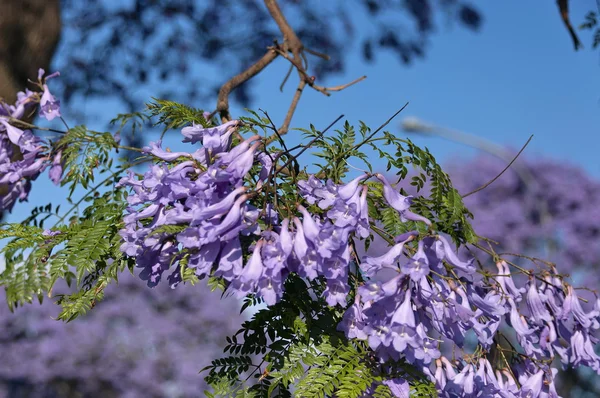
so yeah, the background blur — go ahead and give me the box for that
[0,0,599,396]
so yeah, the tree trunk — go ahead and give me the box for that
[0,0,61,104]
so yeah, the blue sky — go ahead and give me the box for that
[5,0,600,224]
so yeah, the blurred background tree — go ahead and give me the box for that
[0,272,242,398]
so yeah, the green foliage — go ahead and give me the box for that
[368,133,476,245]
[202,273,436,397]
[146,98,210,133]
[21,203,62,228]
[303,121,372,182]
[110,111,150,137]
[580,11,597,30]
[58,125,120,196]
[293,339,374,398]
[0,188,132,321]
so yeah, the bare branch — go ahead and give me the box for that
[279,64,294,92]
[264,0,302,51]
[313,75,367,93]
[216,0,366,137]
[278,80,306,137]
[462,135,534,198]
[217,49,278,123]
[304,47,331,60]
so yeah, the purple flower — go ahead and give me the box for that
[382,378,410,398]
[436,235,475,274]
[496,260,525,302]
[39,84,61,121]
[181,120,238,145]
[519,369,544,398]
[48,150,63,184]
[401,240,430,282]
[337,173,369,200]
[188,241,221,278]
[561,286,594,329]
[391,289,416,328]
[143,140,191,161]
[526,279,553,325]
[375,173,412,212]
[323,278,349,307]
[361,233,415,277]
[508,298,534,336]
[338,297,368,339]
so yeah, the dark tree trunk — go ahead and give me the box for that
[0,0,61,219]
[0,0,61,104]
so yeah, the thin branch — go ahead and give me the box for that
[462,135,533,198]
[277,80,306,138]
[216,0,365,138]
[353,102,410,152]
[217,49,278,123]
[313,75,367,93]
[8,118,68,135]
[279,63,294,92]
[304,47,331,60]
[274,114,344,176]
[261,110,289,153]
[272,46,366,97]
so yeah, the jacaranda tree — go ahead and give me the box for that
[0,1,598,397]
[0,273,242,397]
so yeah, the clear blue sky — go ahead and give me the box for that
[5,0,600,224]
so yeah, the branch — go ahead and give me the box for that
[462,135,534,198]
[217,49,278,123]
[353,102,409,152]
[216,0,366,139]
[312,75,367,93]
[556,0,583,50]
[216,0,302,124]
[264,0,302,52]
[272,46,366,97]
[277,80,306,138]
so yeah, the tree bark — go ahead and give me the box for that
[0,0,61,104]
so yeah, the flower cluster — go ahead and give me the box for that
[0,69,63,212]
[119,121,600,397]
[118,120,262,287]
[342,225,600,396]
[118,120,371,306]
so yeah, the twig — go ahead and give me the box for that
[279,64,294,92]
[353,102,410,152]
[313,103,409,179]
[273,114,344,177]
[216,0,365,140]
[261,110,289,153]
[8,118,67,135]
[313,75,367,93]
[276,80,306,139]
[462,135,533,198]
[272,47,366,97]
[217,49,278,123]
[304,47,330,60]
